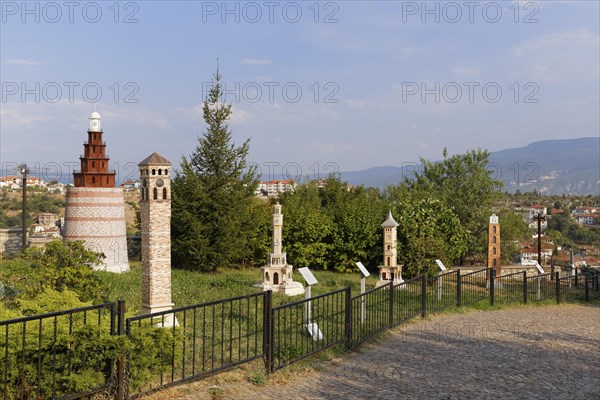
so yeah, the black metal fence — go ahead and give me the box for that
[1,269,599,399]
[125,292,265,398]
[1,302,116,400]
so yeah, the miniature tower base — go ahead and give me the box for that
[139,303,179,327]
[255,263,305,296]
[375,265,404,288]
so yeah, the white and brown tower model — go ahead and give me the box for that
[63,112,130,273]
[139,153,177,325]
[487,214,501,276]
[256,203,304,296]
[376,210,404,287]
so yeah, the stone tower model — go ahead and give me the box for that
[487,214,501,276]
[139,153,177,325]
[376,210,404,287]
[63,112,130,273]
[256,203,304,296]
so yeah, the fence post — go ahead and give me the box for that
[421,275,427,318]
[263,290,274,373]
[585,273,589,302]
[555,272,561,304]
[456,270,462,308]
[523,271,528,304]
[116,300,126,400]
[490,269,495,306]
[389,281,394,328]
[345,287,353,350]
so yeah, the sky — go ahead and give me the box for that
[1,0,598,183]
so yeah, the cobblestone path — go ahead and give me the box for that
[149,304,600,400]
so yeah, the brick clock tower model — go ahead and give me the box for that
[138,152,177,326]
[487,214,501,277]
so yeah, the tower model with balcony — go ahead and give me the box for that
[62,112,130,273]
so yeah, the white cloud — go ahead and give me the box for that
[513,28,599,56]
[240,58,272,65]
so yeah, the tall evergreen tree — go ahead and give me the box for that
[171,69,262,271]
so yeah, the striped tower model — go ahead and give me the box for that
[62,112,130,273]
[138,153,177,326]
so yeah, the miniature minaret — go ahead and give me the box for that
[63,112,129,273]
[487,214,501,277]
[138,153,177,326]
[256,203,304,296]
[376,210,404,287]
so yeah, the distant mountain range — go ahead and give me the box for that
[323,138,599,195]
[2,138,598,195]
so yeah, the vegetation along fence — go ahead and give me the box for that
[2,269,599,399]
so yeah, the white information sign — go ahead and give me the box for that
[535,263,544,274]
[356,262,370,277]
[298,267,318,286]
[435,259,447,271]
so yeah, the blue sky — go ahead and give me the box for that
[1,0,598,183]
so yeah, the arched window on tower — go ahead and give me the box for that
[493,236,497,244]
[158,169,162,175]
[163,188,167,199]
[493,247,497,255]
[153,187,158,200]
[152,169,156,175]
[92,176,96,184]
[165,169,169,175]
[493,226,497,234]
[493,259,497,267]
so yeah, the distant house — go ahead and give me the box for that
[520,240,553,265]
[575,214,599,226]
[571,206,597,216]
[121,180,140,191]
[255,180,296,197]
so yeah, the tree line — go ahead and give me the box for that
[170,71,532,277]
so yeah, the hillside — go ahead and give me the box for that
[333,138,599,195]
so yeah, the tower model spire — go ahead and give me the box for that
[73,112,116,188]
[255,202,304,296]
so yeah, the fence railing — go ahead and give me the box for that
[125,291,265,398]
[268,288,348,372]
[0,302,116,400]
[1,269,598,399]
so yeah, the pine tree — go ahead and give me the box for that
[172,69,263,271]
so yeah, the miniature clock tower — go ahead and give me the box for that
[488,214,501,277]
[255,203,304,296]
[138,152,177,326]
[376,210,404,287]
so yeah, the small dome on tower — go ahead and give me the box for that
[89,112,102,132]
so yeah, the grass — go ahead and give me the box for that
[96,262,376,312]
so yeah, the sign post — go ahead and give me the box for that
[535,262,544,300]
[298,267,322,341]
[356,262,370,324]
[435,259,447,301]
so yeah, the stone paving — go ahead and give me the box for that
[149,304,600,400]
